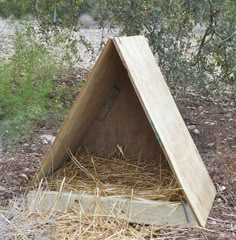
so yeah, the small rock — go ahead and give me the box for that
[42,139,48,145]
[40,134,56,145]
[218,185,226,192]
[225,113,232,118]
[20,173,29,180]
[0,186,6,191]
[187,125,196,130]
[207,143,215,147]
[193,129,200,134]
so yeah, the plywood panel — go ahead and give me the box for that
[113,36,216,226]
[27,191,198,226]
[33,40,125,182]
[32,35,215,227]
[82,68,165,161]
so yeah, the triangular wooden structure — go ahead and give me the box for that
[31,36,215,226]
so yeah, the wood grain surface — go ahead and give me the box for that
[27,191,198,226]
[113,36,216,226]
[32,36,215,227]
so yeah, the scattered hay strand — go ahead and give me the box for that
[12,151,187,239]
[0,190,220,240]
[46,152,183,201]
[0,194,163,239]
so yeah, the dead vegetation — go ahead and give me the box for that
[45,151,182,202]
[0,186,217,240]
[0,92,235,239]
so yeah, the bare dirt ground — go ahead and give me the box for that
[0,18,235,239]
[1,88,235,239]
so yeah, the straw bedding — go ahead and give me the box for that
[0,191,214,240]
[0,152,188,239]
[0,196,174,239]
[46,151,183,201]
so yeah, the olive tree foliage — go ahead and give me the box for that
[1,0,236,98]
[0,0,84,24]
[0,0,92,65]
[0,1,32,18]
[94,0,236,98]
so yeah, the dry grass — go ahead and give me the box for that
[0,152,218,239]
[0,187,218,240]
[0,152,186,239]
[45,152,183,202]
[0,196,161,239]
[0,178,164,239]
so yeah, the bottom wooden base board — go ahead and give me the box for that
[26,191,198,226]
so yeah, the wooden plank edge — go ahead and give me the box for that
[26,190,198,226]
[111,36,213,227]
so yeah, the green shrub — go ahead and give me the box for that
[0,29,62,144]
[0,1,32,18]
[95,0,236,98]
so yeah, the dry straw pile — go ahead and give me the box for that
[0,151,188,239]
[0,193,189,240]
[46,151,183,201]
[0,187,214,239]
[0,152,216,239]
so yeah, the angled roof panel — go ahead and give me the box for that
[33,36,215,227]
[113,36,216,226]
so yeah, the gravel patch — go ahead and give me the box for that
[0,17,119,68]
[0,17,14,61]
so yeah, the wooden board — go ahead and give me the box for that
[113,36,216,226]
[32,40,125,182]
[32,35,216,227]
[26,191,198,226]
[33,37,166,181]
[82,67,165,160]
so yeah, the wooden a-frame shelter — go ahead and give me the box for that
[29,36,216,227]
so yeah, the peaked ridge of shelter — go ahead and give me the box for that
[32,36,216,227]
[111,36,215,226]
